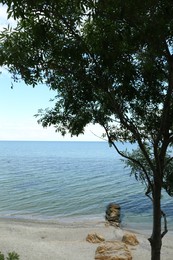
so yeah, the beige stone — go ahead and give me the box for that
[95,241,132,260]
[105,203,121,226]
[122,233,139,246]
[109,209,120,217]
[108,204,121,210]
[86,233,105,243]
[105,221,120,228]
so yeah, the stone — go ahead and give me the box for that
[122,233,139,246]
[105,203,121,227]
[95,241,132,260]
[86,233,105,243]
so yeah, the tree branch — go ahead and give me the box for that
[161,210,168,238]
[107,92,156,173]
[103,125,154,193]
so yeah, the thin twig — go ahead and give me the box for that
[103,125,154,193]
[161,210,168,238]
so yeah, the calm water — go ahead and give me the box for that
[0,141,172,229]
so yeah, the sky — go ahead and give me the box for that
[0,4,103,141]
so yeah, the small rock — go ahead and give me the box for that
[105,203,121,226]
[86,233,105,243]
[122,233,139,246]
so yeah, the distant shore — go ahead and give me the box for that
[0,217,172,260]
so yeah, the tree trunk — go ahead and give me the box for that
[149,177,162,260]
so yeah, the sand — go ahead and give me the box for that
[0,218,172,260]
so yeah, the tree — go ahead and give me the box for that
[0,1,173,259]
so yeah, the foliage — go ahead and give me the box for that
[0,0,172,139]
[0,252,4,260]
[124,146,173,196]
[6,252,19,260]
[0,252,19,260]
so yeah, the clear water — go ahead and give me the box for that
[0,141,172,230]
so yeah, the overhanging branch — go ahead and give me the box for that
[103,125,154,193]
[107,92,156,173]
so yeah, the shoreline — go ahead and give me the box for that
[0,212,172,231]
[0,217,172,260]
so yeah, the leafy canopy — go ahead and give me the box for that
[1,0,173,193]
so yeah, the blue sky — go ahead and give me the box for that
[0,73,103,141]
[0,5,103,141]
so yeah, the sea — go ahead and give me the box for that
[0,141,172,230]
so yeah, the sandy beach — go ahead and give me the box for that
[0,218,172,260]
